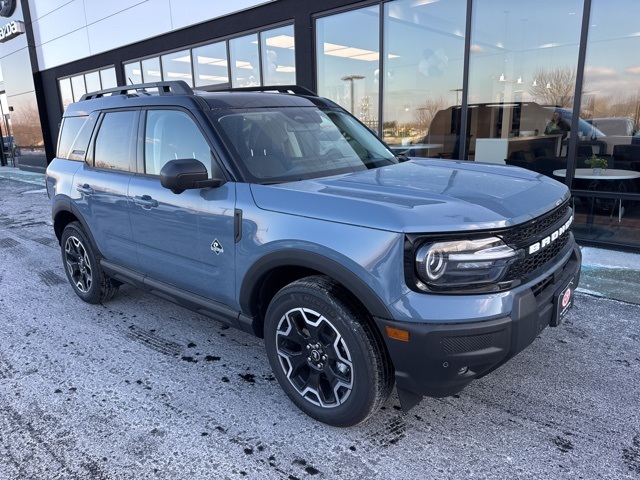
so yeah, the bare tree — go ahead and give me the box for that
[530,67,577,107]
[412,95,447,133]
[9,105,45,149]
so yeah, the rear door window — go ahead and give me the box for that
[92,111,138,171]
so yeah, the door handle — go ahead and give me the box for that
[133,195,159,209]
[76,184,94,195]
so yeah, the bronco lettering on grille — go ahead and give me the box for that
[527,215,573,255]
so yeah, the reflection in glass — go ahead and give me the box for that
[161,50,193,87]
[85,71,101,95]
[100,68,117,89]
[59,77,73,111]
[261,25,296,86]
[144,110,211,175]
[124,61,143,85]
[316,6,379,132]
[383,0,466,157]
[230,34,261,88]
[7,92,45,149]
[94,111,137,171]
[572,0,640,250]
[142,57,162,83]
[468,1,583,168]
[70,75,86,101]
[193,41,229,87]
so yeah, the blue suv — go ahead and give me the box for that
[46,82,581,426]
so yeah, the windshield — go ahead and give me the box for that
[210,107,397,183]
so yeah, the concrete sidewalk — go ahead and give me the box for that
[0,165,46,186]
[579,247,640,304]
[2,165,639,304]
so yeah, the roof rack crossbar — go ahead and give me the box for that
[80,81,194,101]
[226,85,317,96]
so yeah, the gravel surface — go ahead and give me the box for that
[1,173,639,479]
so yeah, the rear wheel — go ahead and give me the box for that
[264,276,393,427]
[60,222,119,304]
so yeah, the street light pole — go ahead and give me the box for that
[341,75,365,114]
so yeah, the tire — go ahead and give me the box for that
[264,276,393,427]
[60,222,119,304]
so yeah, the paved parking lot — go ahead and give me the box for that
[1,171,639,479]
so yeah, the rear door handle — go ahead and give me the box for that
[133,195,159,209]
[76,184,94,195]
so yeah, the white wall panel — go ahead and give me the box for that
[31,0,273,70]
[83,0,148,25]
[170,0,272,30]
[27,0,72,20]
[31,1,86,45]
[37,29,91,70]
[87,0,173,56]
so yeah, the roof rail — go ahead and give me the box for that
[226,85,317,97]
[80,81,194,101]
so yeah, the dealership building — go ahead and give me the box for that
[1,0,639,251]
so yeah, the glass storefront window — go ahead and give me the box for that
[316,6,379,132]
[124,61,143,85]
[85,71,101,95]
[193,41,229,87]
[469,1,583,167]
[230,34,261,88]
[58,77,74,111]
[383,0,466,157]
[70,75,86,101]
[261,25,296,86]
[161,50,193,87]
[59,67,118,112]
[142,57,162,83]
[571,0,640,249]
[100,68,117,89]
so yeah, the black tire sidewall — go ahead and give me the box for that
[60,222,103,304]
[265,279,384,427]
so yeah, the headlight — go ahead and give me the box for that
[415,237,518,291]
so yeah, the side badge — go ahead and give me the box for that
[211,239,224,255]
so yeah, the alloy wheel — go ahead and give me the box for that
[64,235,93,293]
[275,307,353,408]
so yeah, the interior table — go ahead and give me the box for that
[553,168,640,223]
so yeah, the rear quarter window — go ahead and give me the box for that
[57,115,97,161]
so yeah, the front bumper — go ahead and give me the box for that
[375,241,582,410]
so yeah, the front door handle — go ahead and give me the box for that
[76,184,94,195]
[133,195,159,209]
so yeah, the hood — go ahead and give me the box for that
[249,159,570,233]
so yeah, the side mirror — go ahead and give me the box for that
[160,159,225,194]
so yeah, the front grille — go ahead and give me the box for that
[508,232,570,279]
[500,203,570,245]
[499,201,572,282]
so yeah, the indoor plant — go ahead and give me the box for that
[584,154,608,174]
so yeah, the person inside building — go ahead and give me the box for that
[544,110,571,139]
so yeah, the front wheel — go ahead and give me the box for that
[264,276,393,427]
[60,222,119,304]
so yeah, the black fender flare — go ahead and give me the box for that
[51,199,100,255]
[239,249,393,320]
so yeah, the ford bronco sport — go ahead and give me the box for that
[46,81,581,427]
